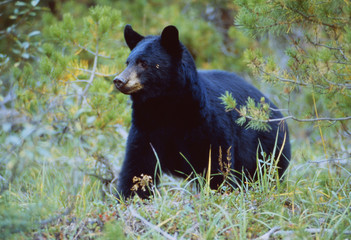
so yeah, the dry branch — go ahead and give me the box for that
[257,226,351,239]
[39,206,73,226]
[128,206,177,240]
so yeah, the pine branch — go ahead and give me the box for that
[321,75,351,90]
[306,36,349,61]
[285,5,340,29]
[259,68,325,88]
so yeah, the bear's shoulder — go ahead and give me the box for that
[197,70,263,102]
[198,70,250,87]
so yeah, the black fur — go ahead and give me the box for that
[115,25,291,199]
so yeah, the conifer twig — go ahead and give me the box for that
[286,5,340,29]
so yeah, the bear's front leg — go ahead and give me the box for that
[117,126,158,200]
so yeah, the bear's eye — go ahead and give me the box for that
[137,60,148,69]
[126,60,130,66]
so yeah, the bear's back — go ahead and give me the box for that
[198,70,278,111]
[197,69,290,176]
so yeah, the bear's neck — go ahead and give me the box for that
[131,76,206,131]
[131,48,207,130]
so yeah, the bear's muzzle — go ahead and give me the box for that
[113,68,143,94]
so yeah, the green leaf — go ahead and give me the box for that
[6,135,21,146]
[28,30,40,37]
[74,108,91,119]
[21,53,30,59]
[2,123,12,132]
[31,0,40,7]
[87,116,96,125]
[15,1,26,6]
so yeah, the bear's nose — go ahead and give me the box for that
[113,76,127,88]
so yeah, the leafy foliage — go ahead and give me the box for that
[220,91,272,131]
[219,91,237,111]
[0,0,42,66]
[0,0,350,239]
[221,0,351,154]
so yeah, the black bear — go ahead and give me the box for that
[113,25,291,199]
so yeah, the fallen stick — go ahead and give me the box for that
[128,206,177,240]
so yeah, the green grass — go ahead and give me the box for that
[1,138,351,239]
[1,1,350,239]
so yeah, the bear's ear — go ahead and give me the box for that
[124,25,144,50]
[161,25,181,56]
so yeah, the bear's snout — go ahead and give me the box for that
[113,69,143,95]
[114,76,127,89]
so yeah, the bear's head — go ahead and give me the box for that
[113,25,196,100]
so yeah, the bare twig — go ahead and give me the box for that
[256,226,281,240]
[77,167,113,184]
[271,74,308,87]
[259,69,327,89]
[39,206,73,226]
[259,68,351,90]
[227,100,351,125]
[307,157,351,164]
[305,228,351,234]
[128,206,177,240]
[331,60,351,65]
[234,108,351,124]
[267,115,351,123]
[321,75,351,90]
[180,223,199,239]
[79,41,99,105]
[70,67,116,77]
[61,79,89,83]
[77,44,112,59]
[273,228,351,237]
[306,36,347,61]
[258,226,351,239]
